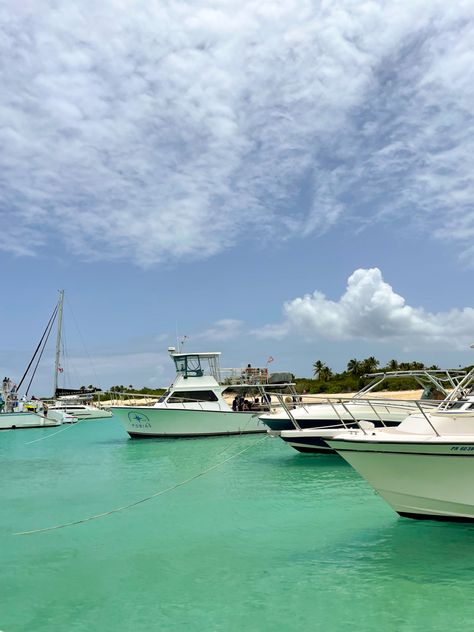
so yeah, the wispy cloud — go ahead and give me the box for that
[2,1,474,265]
[192,319,245,342]
[0,349,170,393]
[256,268,474,348]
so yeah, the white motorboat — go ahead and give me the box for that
[112,348,295,438]
[261,369,464,454]
[46,396,113,421]
[327,367,474,521]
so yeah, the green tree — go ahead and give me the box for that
[361,356,379,374]
[347,358,362,376]
[386,359,399,371]
[312,360,326,379]
[319,365,333,382]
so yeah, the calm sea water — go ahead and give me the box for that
[2,417,474,631]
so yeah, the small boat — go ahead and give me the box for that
[46,394,113,421]
[327,367,474,521]
[112,347,296,438]
[260,369,464,454]
[0,406,60,430]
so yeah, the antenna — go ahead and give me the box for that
[179,335,188,352]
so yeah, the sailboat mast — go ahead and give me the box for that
[53,289,64,396]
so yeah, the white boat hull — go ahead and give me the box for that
[280,424,373,454]
[0,412,60,429]
[328,437,474,521]
[112,406,266,437]
[47,407,113,420]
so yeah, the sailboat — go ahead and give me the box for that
[1,290,110,430]
[1,293,67,429]
[45,290,112,422]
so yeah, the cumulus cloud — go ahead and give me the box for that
[2,1,474,265]
[256,268,474,348]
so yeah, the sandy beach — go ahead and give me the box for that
[98,389,426,408]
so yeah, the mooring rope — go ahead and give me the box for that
[24,418,86,445]
[14,434,269,536]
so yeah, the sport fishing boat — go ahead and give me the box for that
[261,369,464,454]
[112,348,296,438]
[327,367,474,521]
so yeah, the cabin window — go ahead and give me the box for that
[167,390,218,403]
[173,355,203,378]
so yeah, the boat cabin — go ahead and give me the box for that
[157,348,296,411]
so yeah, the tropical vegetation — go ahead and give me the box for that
[299,357,446,394]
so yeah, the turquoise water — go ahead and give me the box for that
[2,418,474,631]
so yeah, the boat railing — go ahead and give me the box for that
[266,392,438,433]
[220,367,271,385]
[100,391,162,407]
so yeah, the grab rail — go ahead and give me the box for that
[265,392,437,434]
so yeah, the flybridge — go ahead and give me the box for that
[167,347,294,387]
[168,348,221,381]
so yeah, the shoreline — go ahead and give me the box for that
[97,389,426,408]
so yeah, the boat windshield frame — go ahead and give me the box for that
[357,369,466,400]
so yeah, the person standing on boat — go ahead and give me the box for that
[245,364,253,383]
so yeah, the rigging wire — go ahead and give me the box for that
[25,311,59,397]
[16,304,58,393]
[14,434,269,536]
[65,295,101,388]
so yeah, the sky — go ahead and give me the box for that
[1,0,474,394]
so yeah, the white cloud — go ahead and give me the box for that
[256,268,474,348]
[1,1,474,265]
[192,319,245,342]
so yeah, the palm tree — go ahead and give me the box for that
[347,358,361,376]
[319,366,333,382]
[386,359,399,371]
[361,356,379,375]
[313,360,326,379]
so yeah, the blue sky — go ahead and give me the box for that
[1,0,474,394]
